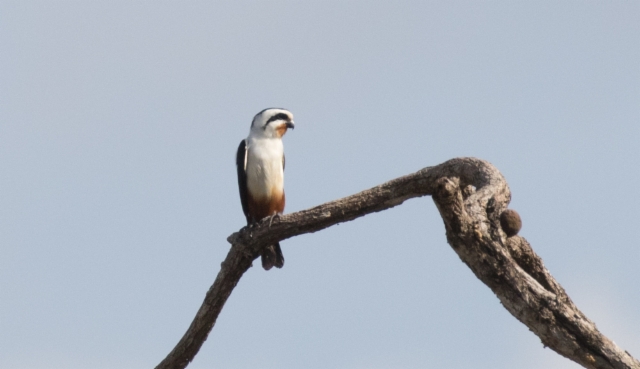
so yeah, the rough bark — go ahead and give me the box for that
[155,157,639,369]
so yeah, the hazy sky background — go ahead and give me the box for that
[1,2,638,368]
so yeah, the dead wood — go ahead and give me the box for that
[156,157,639,369]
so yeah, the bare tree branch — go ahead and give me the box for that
[156,157,639,369]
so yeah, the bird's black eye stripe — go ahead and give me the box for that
[265,113,290,125]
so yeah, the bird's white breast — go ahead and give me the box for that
[245,136,284,200]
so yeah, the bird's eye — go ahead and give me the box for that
[265,113,290,125]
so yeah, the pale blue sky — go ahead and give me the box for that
[1,2,638,368]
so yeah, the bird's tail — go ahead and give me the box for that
[261,242,284,270]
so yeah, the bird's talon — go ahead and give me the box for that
[268,213,281,229]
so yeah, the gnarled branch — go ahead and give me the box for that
[156,157,639,369]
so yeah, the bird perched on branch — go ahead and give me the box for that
[236,108,295,270]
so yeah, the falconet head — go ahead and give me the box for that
[250,108,295,139]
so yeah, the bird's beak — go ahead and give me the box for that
[286,121,295,129]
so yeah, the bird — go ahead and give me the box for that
[236,108,295,270]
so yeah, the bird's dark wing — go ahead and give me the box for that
[236,139,250,222]
[282,152,285,171]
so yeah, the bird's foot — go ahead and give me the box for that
[268,213,281,229]
[248,221,258,238]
